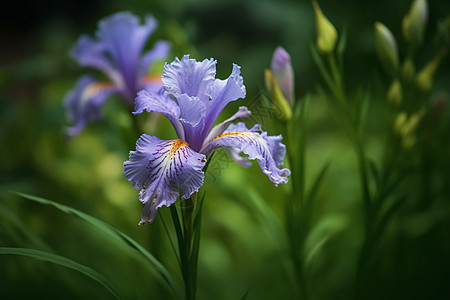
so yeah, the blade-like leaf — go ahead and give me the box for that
[0,202,50,250]
[0,247,122,300]
[337,25,348,68]
[239,289,251,300]
[356,85,371,136]
[306,161,331,208]
[9,191,177,297]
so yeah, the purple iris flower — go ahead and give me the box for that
[124,55,291,225]
[64,12,170,136]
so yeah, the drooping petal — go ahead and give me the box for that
[134,89,184,140]
[162,55,217,102]
[64,76,118,137]
[226,147,253,168]
[201,122,290,186]
[97,13,158,95]
[202,64,247,139]
[266,134,287,167]
[124,134,206,224]
[139,40,171,80]
[204,106,251,145]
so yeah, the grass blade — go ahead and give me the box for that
[305,161,330,208]
[0,247,122,300]
[9,191,177,297]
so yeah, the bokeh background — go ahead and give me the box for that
[1,0,450,299]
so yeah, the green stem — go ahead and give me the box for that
[284,98,310,300]
[170,197,197,300]
[328,54,346,105]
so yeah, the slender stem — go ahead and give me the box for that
[170,203,193,300]
[328,54,346,105]
[171,194,200,300]
[320,52,377,298]
[284,98,310,300]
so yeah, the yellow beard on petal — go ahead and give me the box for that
[211,131,254,142]
[169,139,189,159]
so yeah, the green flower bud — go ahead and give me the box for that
[403,109,424,135]
[416,50,447,92]
[312,0,338,54]
[401,58,416,83]
[394,112,408,135]
[402,135,416,149]
[402,0,428,46]
[394,109,425,148]
[264,69,293,121]
[375,22,400,77]
[387,79,403,106]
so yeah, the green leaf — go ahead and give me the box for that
[0,202,50,250]
[337,25,348,68]
[0,247,122,300]
[190,191,205,293]
[9,191,178,297]
[246,188,287,248]
[356,85,371,136]
[304,214,347,270]
[306,161,331,208]
[239,289,251,300]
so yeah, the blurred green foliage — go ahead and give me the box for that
[1,0,450,299]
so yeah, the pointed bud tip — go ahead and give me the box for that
[374,21,399,77]
[271,46,291,70]
[312,0,338,54]
[402,0,428,45]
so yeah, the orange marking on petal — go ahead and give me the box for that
[211,131,252,142]
[82,81,115,101]
[169,139,189,158]
[143,75,162,85]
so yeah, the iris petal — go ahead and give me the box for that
[64,76,118,137]
[97,13,157,94]
[124,134,206,224]
[201,64,247,140]
[201,122,290,186]
[162,55,216,102]
[70,36,123,87]
[139,40,171,80]
[204,106,251,144]
[134,89,185,140]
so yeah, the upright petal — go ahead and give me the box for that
[97,13,158,96]
[202,64,247,139]
[175,93,206,150]
[64,76,118,137]
[201,122,290,186]
[176,94,206,128]
[124,134,206,224]
[162,55,217,102]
